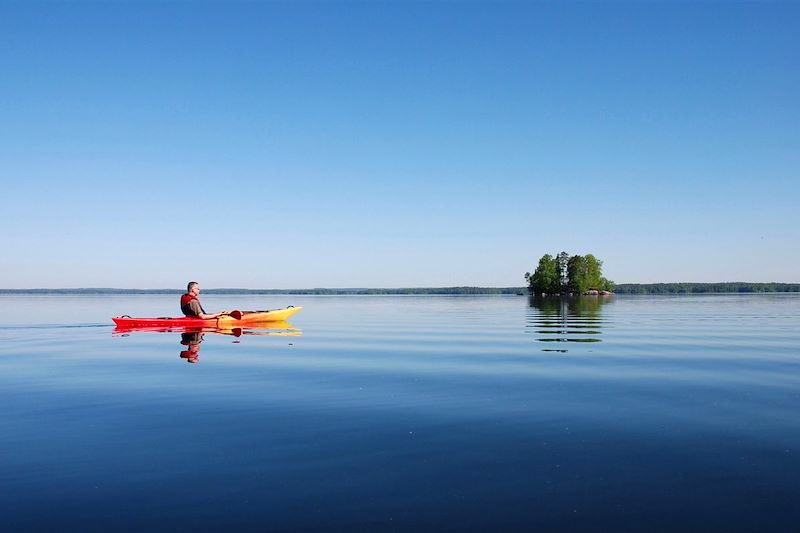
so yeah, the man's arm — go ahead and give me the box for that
[190,300,224,320]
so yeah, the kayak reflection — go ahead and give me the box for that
[112,321,302,365]
[113,321,301,338]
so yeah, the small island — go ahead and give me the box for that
[525,252,614,296]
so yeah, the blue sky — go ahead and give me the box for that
[1,1,798,288]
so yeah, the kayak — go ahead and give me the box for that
[113,307,302,327]
[112,306,302,328]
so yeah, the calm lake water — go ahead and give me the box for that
[1,293,799,531]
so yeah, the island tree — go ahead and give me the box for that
[526,252,614,295]
[525,254,561,295]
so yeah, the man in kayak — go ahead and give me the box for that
[180,281,228,319]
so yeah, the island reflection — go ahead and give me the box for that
[527,295,612,352]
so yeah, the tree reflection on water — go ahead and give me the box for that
[527,295,613,352]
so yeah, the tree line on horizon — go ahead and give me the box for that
[525,252,615,295]
[2,284,799,295]
[613,282,800,294]
[0,287,524,295]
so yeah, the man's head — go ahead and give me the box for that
[187,281,199,295]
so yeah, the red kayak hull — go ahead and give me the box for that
[112,307,302,328]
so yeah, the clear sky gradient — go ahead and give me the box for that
[1,1,798,288]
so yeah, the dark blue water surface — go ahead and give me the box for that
[1,294,799,531]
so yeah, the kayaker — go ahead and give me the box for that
[180,281,228,319]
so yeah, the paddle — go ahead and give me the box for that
[220,310,243,320]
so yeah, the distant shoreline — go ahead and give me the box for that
[0,287,524,295]
[613,283,800,294]
[1,283,799,295]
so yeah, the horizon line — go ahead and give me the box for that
[1,281,800,293]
